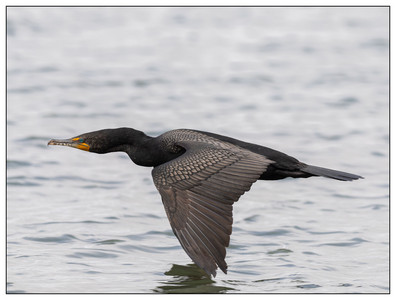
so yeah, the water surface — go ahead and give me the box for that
[7,7,389,293]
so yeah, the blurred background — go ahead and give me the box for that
[7,7,389,293]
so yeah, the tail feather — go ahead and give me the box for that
[302,165,363,181]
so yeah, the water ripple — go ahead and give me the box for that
[7,160,32,168]
[95,239,125,245]
[24,220,114,229]
[24,234,77,243]
[307,230,346,235]
[67,250,120,259]
[7,176,40,186]
[318,237,368,247]
[267,248,293,255]
[250,229,290,237]
[297,283,321,289]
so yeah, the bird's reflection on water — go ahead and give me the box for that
[153,264,235,293]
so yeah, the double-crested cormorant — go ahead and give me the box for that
[48,127,362,277]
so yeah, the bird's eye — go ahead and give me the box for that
[79,138,84,143]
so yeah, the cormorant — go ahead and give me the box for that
[48,127,362,277]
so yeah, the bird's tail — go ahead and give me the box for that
[301,165,363,181]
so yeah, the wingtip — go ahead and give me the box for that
[202,263,228,278]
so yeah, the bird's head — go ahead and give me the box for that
[48,132,99,152]
[48,128,148,154]
[48,129,121,154]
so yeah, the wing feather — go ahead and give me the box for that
[152,138,272,276]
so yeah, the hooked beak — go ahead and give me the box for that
[48,138,90,151]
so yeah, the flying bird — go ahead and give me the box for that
[48,127,362,277]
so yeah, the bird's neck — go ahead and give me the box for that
[98,128,183,167]
[119,133,180,167]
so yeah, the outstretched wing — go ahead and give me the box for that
[152,140,272,277]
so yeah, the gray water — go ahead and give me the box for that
[7,7,389,293]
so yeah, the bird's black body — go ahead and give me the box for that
[48,127,362,277]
